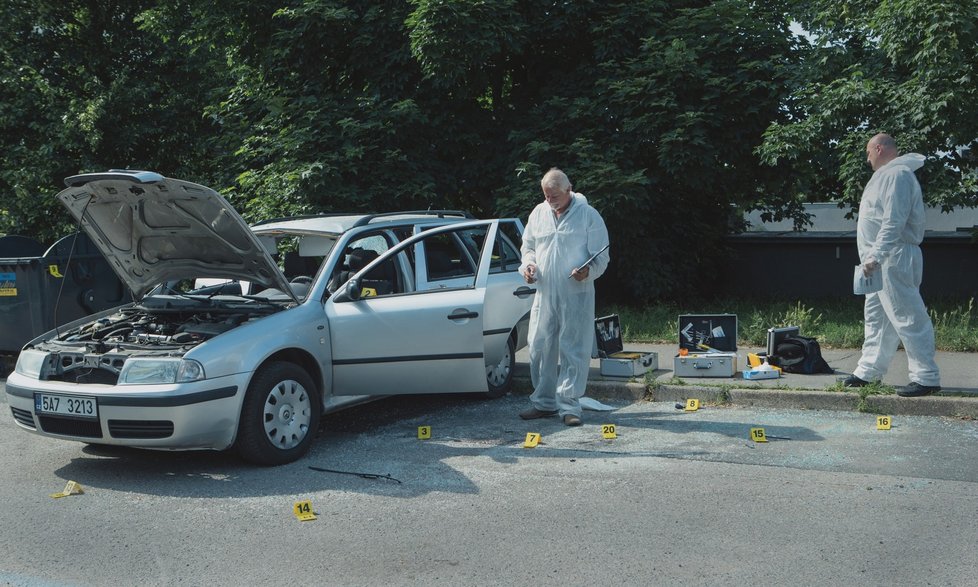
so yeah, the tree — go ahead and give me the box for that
[2,0,798,301]
[759,0,978,215]
[487,1,799,298]
[272,0,796,299]
[0,0,226,243]
[145,0,476,221]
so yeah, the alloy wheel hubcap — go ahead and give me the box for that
[487,346,513,385]
[263,379,312,450]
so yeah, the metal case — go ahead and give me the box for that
[594,314,658,378]
[767,326,800,356]
[674,314,738,378]
[674,352,738,378]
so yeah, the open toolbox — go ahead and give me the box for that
[674,314,738,378]
[594,314,657,377]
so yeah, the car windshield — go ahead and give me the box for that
[252,232,339,300]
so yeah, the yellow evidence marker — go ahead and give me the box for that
[523,432,541,448]
[750,427,768,443]
[685,399,700,412]
[876,416,892,430]
[50,480,84,499]
[293,500,317,521]
[602,424,617,439]
[417,425,431,440]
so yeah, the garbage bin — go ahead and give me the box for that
[0,235,45,258]
[0,232,129,354]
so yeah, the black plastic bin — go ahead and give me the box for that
[0,233,128,354]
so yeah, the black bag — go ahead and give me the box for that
[776,335,833,374]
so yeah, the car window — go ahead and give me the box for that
[458,222,520,274]
[423,231,475,282]
[331,222,494,301]
[495,221,523,273]
[327,232,401,298]
[257,234,333,280]
[253,234,336,299]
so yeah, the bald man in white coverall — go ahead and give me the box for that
[519,168,610,426]
[843,133,941,397]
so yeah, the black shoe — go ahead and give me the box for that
[562,414,583,426]
[897,382,941,397]
[841,375,870,388]
[519,407,558,420]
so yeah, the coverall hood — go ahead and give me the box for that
[883,153,925,173]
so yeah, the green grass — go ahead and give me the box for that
[601,297,977,352]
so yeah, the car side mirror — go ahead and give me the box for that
[331,277,361,303]
[345,278,362,301]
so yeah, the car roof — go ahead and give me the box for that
[251,210,475,235]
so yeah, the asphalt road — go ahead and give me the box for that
[2,380,977,586]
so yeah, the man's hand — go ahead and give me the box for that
[570,265,589,281]
[522,264,537,284]
[862,259,880,277]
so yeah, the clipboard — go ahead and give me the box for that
[853,264,882,295]
[569,244,610,278]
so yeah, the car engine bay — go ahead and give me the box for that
[28,295,286,384]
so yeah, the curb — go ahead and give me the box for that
[513,376,978,419]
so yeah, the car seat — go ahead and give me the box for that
[425,240,474,280]
[425,248,457,280]
[328,248,393,296]
[283,251,306,280]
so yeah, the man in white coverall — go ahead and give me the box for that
[843,133,941,397]
[519,168,610,425]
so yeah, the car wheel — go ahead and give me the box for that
[236,361,320,466]
[485,335,516,399]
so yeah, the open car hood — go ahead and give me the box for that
[57,171,296,301]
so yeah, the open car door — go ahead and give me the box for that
[326,220,498,395]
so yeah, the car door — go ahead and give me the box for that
[326,221,497,395]
[479,219,535,362]
[411,218,533,344]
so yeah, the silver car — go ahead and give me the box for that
[6,171,534,465]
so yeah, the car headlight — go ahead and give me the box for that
[14,350,48,379]
[118,358,205,385]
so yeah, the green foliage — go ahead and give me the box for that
[494,1,799,298]
[406,0,527,94]
[759,0,978,213]
[0,0,798,302]
[0,0,228,243]
[2,0,976,307]
[182,1,489,220]
[929,298,978,352]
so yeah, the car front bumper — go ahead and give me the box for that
[5,372,251,451]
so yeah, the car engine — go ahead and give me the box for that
[29,295,285,384]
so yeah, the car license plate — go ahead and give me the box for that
[34,393,98,419]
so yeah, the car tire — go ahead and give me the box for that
[236,361,320,466]
[485,335,516,399]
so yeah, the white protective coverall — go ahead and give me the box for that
[854,153,941,386]
[520,193,610,417]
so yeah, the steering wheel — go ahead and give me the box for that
[290,276,313,284]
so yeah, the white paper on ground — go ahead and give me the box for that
[580,397,616,411]
[853,264,883,295]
